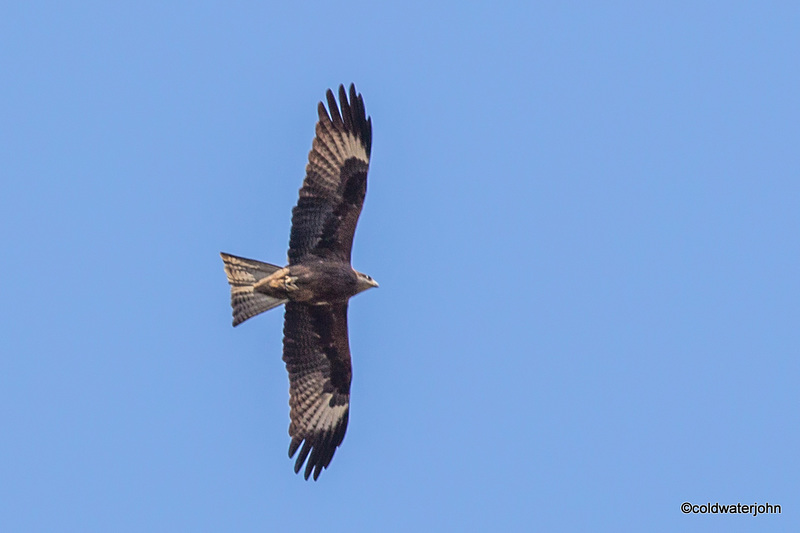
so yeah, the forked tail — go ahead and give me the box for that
[220,252,288,326]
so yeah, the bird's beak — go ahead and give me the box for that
[370,278,380,288]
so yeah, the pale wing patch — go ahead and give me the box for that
[307,128,370,194]
[289,379,347,435]
[298,393,347,433]
[338,131,369,165]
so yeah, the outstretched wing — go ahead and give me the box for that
[288,84,372,265]
[282,302,352,480]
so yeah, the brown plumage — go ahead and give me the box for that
[220,84,377,480]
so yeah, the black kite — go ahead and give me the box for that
[220,84,376,480]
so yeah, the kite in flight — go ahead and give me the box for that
[220,84,377,480]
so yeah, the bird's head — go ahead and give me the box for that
[355,271,379,293]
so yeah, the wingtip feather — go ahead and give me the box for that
[326,89,342,127]
[317,101,329,123]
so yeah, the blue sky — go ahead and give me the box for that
[1,2,798,531]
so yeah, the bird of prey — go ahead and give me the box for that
[220,84,377,480]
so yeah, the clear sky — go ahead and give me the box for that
[1,2,798,532]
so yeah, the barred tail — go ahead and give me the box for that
[220,252,288,326]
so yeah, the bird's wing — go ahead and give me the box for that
[288,84,372,265]
[282,302,352,480]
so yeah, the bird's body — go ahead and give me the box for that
[220,84,376,480]
[254,260,376,306]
